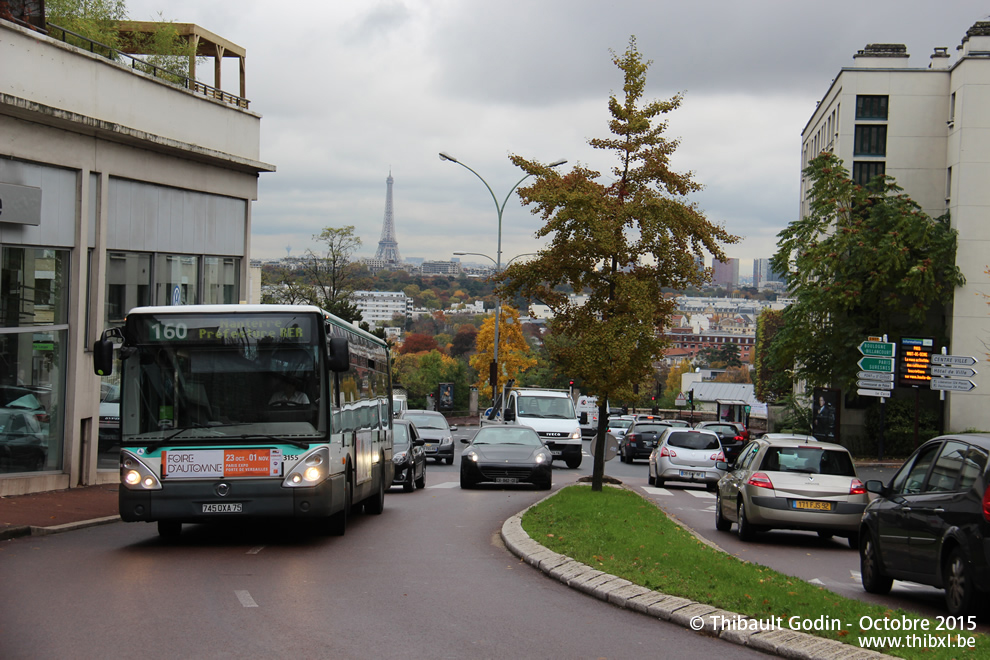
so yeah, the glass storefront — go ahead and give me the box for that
[0,248,68,474]
[98,251,240,469]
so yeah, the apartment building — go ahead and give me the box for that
[802,19,990,431]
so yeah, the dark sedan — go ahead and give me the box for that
[620,421,671,463]
[859,433,990,616]
[694,422,746,464]
[391,419,426,492]
[459,425,552,490]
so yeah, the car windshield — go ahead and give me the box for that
[759,446,856,476]
[472,428,542,446]
[405,414,447,430]
[517,396,574,419]
[393,423,410,448]
[667,431,720,451]
[609,419,633,429]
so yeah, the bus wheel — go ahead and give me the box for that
[366,465,386,515]
[565,455,582,469]
[329,477,351,536]
[157,520,181,539]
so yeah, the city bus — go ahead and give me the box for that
[93,304,393,538]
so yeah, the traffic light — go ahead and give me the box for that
[687,390,694,405]
[489,360,497,389]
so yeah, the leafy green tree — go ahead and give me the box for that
[753,308,789,404]
[695,343,741,369]
[393,350,469,410]
[501,37,738,490]
[665,359,693,398]
[302,225,362,323]
[770,153,964,392]
[46,0,126,54]
[261,264,313,304]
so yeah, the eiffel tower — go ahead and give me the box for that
[374,171,402,265]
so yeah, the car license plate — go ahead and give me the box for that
[792,500,833,511]
[550,450,562,456]
[678,470,705,479]
[496,477,518,484]
[202,503,242,513]
[425,445,437,453]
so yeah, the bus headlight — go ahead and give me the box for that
[570,428,582,440]
[283,447,330,488]
[120,451,162,490]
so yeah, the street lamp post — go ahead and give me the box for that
[440,152,565,403]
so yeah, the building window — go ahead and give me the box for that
[203,257,240,304]
[155,254,199,306]
[854,125,887,156]
[856,95,888,120]
[0,247,70,475]
[106,252,151,325]
[853,161,886,186]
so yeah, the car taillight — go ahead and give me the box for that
[734,435,743,442]
[747,472,774,489]
[711,451,725,461]
[660,446,676,458]
[850,479,866,495]
[983,485,990,522]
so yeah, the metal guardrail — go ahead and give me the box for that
[44,22,250,109]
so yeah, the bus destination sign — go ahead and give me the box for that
[142,315,312,343]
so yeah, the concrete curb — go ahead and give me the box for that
[501,497,895,660]
[0,515,120,541]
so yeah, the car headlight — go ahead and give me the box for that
[392,451,407,463]
[535,452,548,464]
[570,427,581,440]
[441,436,453,445]
[464,450,479,462]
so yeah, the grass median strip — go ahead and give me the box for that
[521,484,986,659]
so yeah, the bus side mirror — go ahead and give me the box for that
[579,412,588,424]
[328,337,349,372]
[93,339,114,376]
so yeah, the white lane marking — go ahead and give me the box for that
[235,590,258,608]
[809,578,825,585]
[246,546,265,555]
[850,571,931,592]
[428,482,460,489]
[642,486,671,496]
[686,490,716,499]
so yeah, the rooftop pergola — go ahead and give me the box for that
[115,22,247,101]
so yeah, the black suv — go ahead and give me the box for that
[859,433,990,615]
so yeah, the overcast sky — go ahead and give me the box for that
[125,1,988,271]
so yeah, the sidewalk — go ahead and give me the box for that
[0,484,120,540]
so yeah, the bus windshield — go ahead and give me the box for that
[119,312,325,445]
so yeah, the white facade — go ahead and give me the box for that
[802,20,990,432]
[353,290,412,329]
[0,19,272,495]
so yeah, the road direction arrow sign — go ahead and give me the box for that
[930,366,977,378]
[859,341,896,358]
[930,378,977,392]
[858,357,895,372]
[857,380,894,390]
[858,388,892,398]
[857,371,894,381]
[931,354,977,367]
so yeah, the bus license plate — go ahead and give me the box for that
[679,470,705,479]
[202,503,242,513]
[551,450,562,456]
[793,500,833,511]
[496,477,518,484]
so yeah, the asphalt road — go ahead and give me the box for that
[0,434,764,660]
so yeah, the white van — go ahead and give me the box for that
[392,392,408,417]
